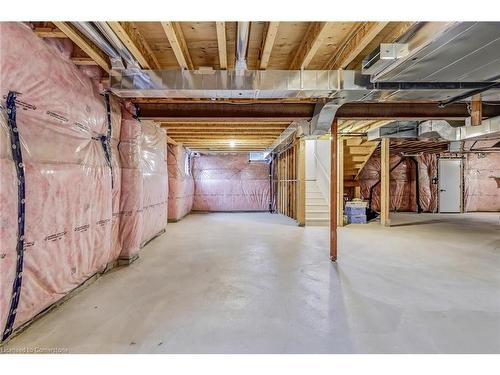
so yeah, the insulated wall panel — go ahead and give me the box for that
[140,122,168,245]
[192,154,270,211]
[0,22,113,334]
[118,104,143,259]
[464,153,500,212]
[167,144,194,221]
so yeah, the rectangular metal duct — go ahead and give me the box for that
[370,22,500,83]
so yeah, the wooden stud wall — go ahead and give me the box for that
[274,141,305,223]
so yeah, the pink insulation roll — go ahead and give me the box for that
[464,152,500,212]
[140,122,168,245]
[118,105,143,260]
[358,155,418,212]
[108,95,123,261]
[167,144,194,221]
[192,154,270,211]
[416,153,438,213]
[0,22,113,334]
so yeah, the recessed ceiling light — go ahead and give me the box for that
[229,140,236,148]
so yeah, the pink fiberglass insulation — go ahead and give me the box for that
[0,22,113,333]
[192,154,270,211]
[0,109,17,338]
[416,153,438,213]
[167,144,194,221]
[358,155,418,212]
[464,152,500,212]
[109,95,122,260]
[118,104,143,259]
[140,122,168,245]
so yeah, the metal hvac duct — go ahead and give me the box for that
[367,116,500,142]
[419,116,500,141]
[365,22,500,86]
[72,22,125,70]
[235,22,250,72]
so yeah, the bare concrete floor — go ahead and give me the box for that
[3,212,500,353]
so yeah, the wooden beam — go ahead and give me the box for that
[471,94,482,126]
[289,22,330,70]
[71,57,98,66]
[380,138,390,227]
[260,22,280,69]
[166,136,178,145]
[330,118,338,261]
[34,27,67,38]
[296,139,306,226]
[337,137,344,227]
[160,22,193,70]
[324,22,389,70]
[215,22,227,70]
[107,22,161,70]
[53,22,110,71]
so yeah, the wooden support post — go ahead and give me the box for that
[354,186,361,199]
[471,94,482,126]
[337,136,344,227]
[297,139,306,226]
[380,138,391,227]
[330,119,338,261]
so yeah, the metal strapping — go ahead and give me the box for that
[2,92,26,342]
[102,92,113,188]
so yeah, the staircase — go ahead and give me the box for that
[344,137,380,188]
[305,180,330,226]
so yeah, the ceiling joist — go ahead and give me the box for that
[160,22,194,70]
[289,22,330,69]
[107,22,161,70]
[324,22,389,70]
[215,22,227,70]
[259,22,280,69]
[53,22,110,71]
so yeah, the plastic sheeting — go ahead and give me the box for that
[0,22,113,333]
[192,154,270,211]
[140,122,168,245]
[464,152,500,212]
[117,104,143,259]
[358,155,418,212]
[167,144,194,221]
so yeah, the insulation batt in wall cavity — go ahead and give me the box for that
[140,122,168,245]
[192,154,270,211]
[464,153,500,212]
[0,22,113,334]
[0,23,169,340]
[167,144,194,221]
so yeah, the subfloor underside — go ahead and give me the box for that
[3,212,500,353]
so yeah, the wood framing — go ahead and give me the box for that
[34,27,67,38]
[71,57,98,66]
[337,137,344,227]
[215,22,227,69]
[107,22,161,70]
[289,22,330,69]
[160,22,194,70]
[296,139,306,226]
[380,138,391,227]
[471,94,482,126]
[330,119,338,261]
[276,142,301,223]
[53,22,110,71]
[324,22,389,69]
[259,22,280,69]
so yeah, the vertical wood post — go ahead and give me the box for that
[337,136,344,227]
[297,139,306,226]
[330,119,338,261]
[471,94,482,126]
[380,137,391,227]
